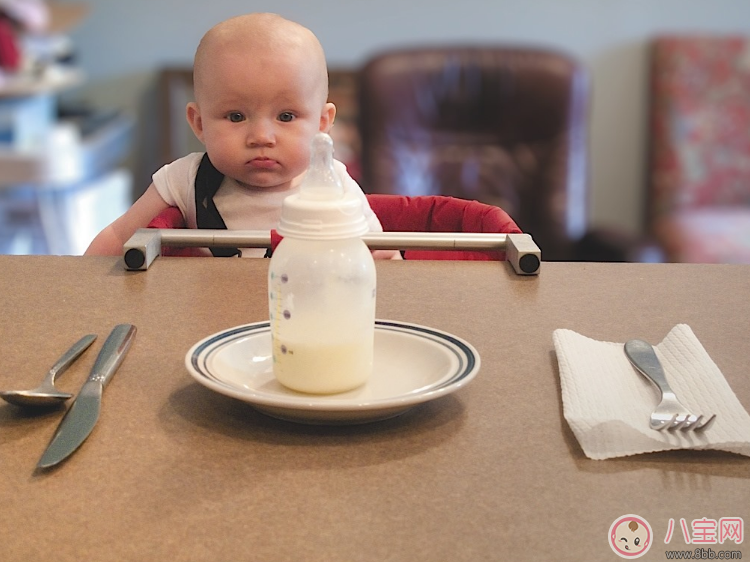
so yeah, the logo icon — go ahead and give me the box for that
[609,514,653,558]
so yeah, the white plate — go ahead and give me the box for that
[185,320,480,424]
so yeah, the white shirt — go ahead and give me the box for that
[152,152,382,257]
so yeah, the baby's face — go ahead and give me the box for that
[189,45,331,191]
[611,519,649,556]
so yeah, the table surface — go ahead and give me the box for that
[1,256,748,562]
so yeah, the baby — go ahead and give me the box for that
[85,13,395,258]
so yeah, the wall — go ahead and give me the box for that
[63,0,750,235]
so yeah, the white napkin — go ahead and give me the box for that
[553,324,750,460]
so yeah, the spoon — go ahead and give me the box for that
[0,334,97,408]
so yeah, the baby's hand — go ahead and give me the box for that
[372,250,402,260]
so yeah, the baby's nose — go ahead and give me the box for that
[246,120,276,147]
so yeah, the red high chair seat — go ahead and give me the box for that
[365,194,520,260]
[147,194,521,260]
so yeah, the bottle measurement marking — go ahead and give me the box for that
[270,271,290,362]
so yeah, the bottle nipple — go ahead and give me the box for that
[298,132,344,201]
[278,131,368,239]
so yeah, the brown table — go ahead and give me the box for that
[1,256,748,561]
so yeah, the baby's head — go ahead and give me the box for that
[193,14,329,108]
[187,13,335,191]
[611,518,650,557]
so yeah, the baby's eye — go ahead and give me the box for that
[227,112,245,123]
[278,112,295,123]
[634,538,640,546]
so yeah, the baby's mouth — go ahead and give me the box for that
[249,157,278,169]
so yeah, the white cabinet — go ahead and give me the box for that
[0,69,133,255]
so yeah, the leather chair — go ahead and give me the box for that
[357,45,592,261]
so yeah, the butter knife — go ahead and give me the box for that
[37,324,137,468]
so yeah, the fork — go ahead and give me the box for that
[624,339,716,431]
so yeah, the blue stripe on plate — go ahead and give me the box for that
[374,320,475,389]
[191,320,476,391]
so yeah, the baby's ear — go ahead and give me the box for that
[186,102,205,142]
[319,102,336,133]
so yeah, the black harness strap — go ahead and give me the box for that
[194,153,241,257]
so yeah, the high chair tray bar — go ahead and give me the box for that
[122,228,541,275]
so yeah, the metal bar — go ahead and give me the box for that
[123,229,541,275]
[156,229,510,251]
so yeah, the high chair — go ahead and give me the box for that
[365,193,520,260]
[145,193,521,260]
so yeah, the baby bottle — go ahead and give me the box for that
[268,132,376,394]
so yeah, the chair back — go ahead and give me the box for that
[647,36,750,263]
[358,45,589,260]
[649,36,750,215]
